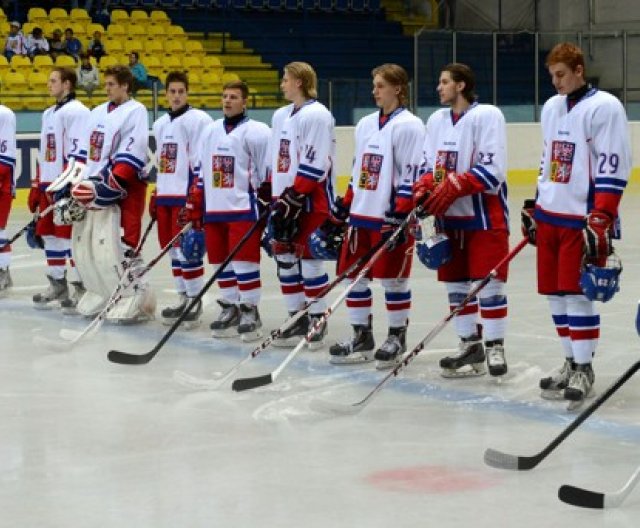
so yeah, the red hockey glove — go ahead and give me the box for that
[28,177,41,213]
[583,209,613,261]
[178,184,204,229]
[148,189,157,220]
[413,172,435,218]
[424,172,484,216]
[521,198,537,246]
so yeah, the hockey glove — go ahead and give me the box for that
[270,186,305,242]
[521,198,537,246]
[331,195,350,224]
[381,210,409,251]
[148,189,157,220]
[71,172,126,209]
[28,178,41,213]
[413,172,435,218]
[424,172,484,216]
[178,184,204,229]
[256,180,272,217]
[584,209,613,261]
[309,217,346,260]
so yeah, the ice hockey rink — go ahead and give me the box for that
[1,186,640,528]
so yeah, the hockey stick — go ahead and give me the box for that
[484,359,640,470]
[558,463,640,509]
[310,237,529,415]
[174,234,393,390]
[231,209,422,392]
[0,204,55,250]
[108,210,270,365]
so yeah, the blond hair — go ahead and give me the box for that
[284,61,318,99]
[372,63,410,107]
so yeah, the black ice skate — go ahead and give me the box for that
[374,326,407,370]
[237,303,263,342]
[33,274,69,310]
[272,313,309,348]
[540,358,575,401]
[162,293,202,330]
[485,339,507,376]
[564,363,595,411]
[210,299,240,337]
[60,281,86,315]
[306,314,327,350]
[440,334,486,378]
[329,316,375,365]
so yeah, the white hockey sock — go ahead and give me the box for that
[446,281,479,338]
[43,235,68,280]
[0,228,10,268]
[547,295,573,359]
[345,277,372,326]
[234,260,261,307]
[381,278,410,328]
[278,261,305,313]
[301,259,328,314]
[215,265,239,304]
[478,279,507,341]
[566,294,599,364]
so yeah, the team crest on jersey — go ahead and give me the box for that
[277,139,291,173]
[212,155,235,188]
[435,150,458,183]
[358,153,383,190]
[44,133,56,162]
[89,131,105,162]
[159,142,178,174]
[550,140,575,183]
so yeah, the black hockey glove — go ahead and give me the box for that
[521,198,537,246]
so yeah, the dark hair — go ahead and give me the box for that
[65,27,73,35]
[223,80,249,99]
[442,63,477,103]
[52,67,77,90]
[165,71,189,91]
[104,65,134,94]
[130,51,139,61]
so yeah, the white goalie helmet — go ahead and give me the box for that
[54,198,87,226]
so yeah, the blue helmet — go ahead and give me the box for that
[308,221,345,261]
[416,233,452,270]
[180,228,206,263]
[580,253,622,303]
[25,220,44,249]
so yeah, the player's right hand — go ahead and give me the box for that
[521,198,537,246]
[178,184,203,229]
[28,179,41,213]
[148,189,157,220]
[413,173,435,218]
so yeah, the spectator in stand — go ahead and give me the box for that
[77,52,99,96]
[4,21,26,60]
[88,30,106,61]
[25,27,50,59]
[49,29,66,60]
[129,51,151,93]
[64,28,82,61]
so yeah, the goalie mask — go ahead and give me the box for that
[54,198,86,226]
[580,252,622,303]
[416,233,451,270]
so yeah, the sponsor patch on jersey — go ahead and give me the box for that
[277,139,291,173]
[435,150,458,183]
[159,142,178,174]
[550,140,575,183]
[358,153,383,190]
[45,133,56,162]
[89,131,105,162]
[212,155,234,188]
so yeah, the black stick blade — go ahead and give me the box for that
[108,349,154,365]
[483,448,539,471]
[558,485,605,509]
[232,374,273,392]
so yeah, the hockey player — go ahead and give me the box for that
[151,71,211,329]
[69,65,155,322]
[414,63,510,378]
[0,104,16,296]
[267,62,336,349]
[29,67,90,311]
[522,43,631,404]
[181,80,270,341]
[322,63,424,369]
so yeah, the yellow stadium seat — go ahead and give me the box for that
[202,55,224,76]
[105,39,123,55]
[184,41,205,58]
[44,22,63,38]
[145,56,163,78]
[28,7,48,25]
[22,22,36,36]
[0,21,9,38]
[27,70,50,109]
[98,55,119,72]
[70,22,87,39]
[222,72,241,84]
[150,10,171,27]
[86,23,105,37]
[130,10,150,25]
[167,26,187,42]
[54,55,77,68]
[70,8,91,24]
[182,56,203,75]
[0,55,9,79]
[49,8,69,26]
[9,55,32,75]
[164,40,184,56]
[110,9,129,24]
[124,40,144,55]
[106,24,126,39]
[163,56,183,73]
[3,72,29,110]
[144,40,163,55]
[33,55,54,73]
[127,25,146,39]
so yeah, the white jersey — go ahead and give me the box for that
[270,100,336,213]
[198,116,270,222]
[39,98,90,185]
[0,105,16,187]
[152,106,212,207]
[86,98,148,178]
[423,102,509,231]
[349,108,424,229]
[536,88,631,229]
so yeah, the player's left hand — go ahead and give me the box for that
[413,173,435,218]
[381,210,409,251]
[424,173,463,216]
[584,209,613,261]
[271,186,305,224]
